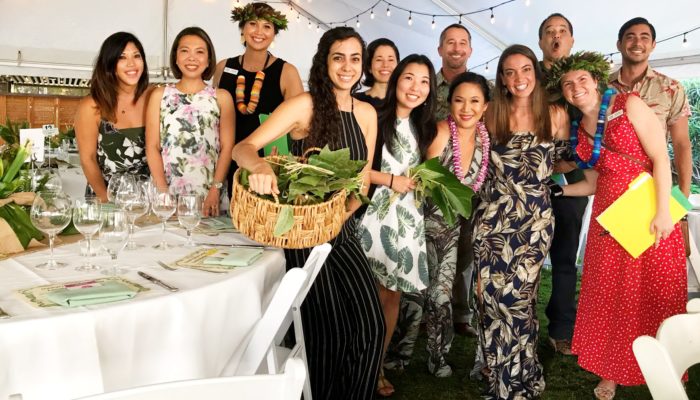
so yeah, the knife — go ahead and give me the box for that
[195,242,269,250]
[138,271,179,292]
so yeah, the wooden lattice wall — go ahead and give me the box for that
[0,94,81,131]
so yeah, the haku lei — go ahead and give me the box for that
[570,88,615,169]
[447,115,490,191]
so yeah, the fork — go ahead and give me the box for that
[156,261,178,271]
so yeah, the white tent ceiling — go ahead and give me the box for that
[0,0,698,83]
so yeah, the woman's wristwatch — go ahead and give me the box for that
[210,180,223,191]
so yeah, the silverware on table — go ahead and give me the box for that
[195,242,270,250]
[138,271,179,292]
[157,261,178,271]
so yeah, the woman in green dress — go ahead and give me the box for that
[75,32,152,202]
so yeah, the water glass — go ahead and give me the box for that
[152,189,176,250]
[118,180,148,250]
[30,191,72,269]
[107,173,134,204]
[177,193,202,247]
[100,208,129,275]
[73,198,103,270]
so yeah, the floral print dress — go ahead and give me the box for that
[159,84,221,197]
[359,118,428,293]
[472,132,570,399]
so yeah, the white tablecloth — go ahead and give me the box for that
[0,225,285,400]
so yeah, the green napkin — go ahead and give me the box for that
[46,281,137,307]
[203,248,263,267]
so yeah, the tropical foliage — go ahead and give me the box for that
[680,78,700,193]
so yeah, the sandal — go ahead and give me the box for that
[594,381,616,400]
[376,370,395,397]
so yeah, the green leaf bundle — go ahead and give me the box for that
[409,157,475,227]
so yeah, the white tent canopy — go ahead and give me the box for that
[0,0,698,83]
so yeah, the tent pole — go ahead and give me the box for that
[162,0,169,78]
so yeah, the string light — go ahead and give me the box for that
[608,54,615,67]
[370,8,375,19]
[431,15,436,30]
[683,33,689,47]
[459,14,463,25]
[308,20,312,29]
[408,11,413,26]
[288,2,293,12]
[490,8,495,24]
[485,63,489,72]
[356,17,360,28]
[525,0,531,6]
[296,13,300,23]
[316,24,320,33]
[386,6,391,17]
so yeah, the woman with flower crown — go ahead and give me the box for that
[213,2,303,194]
[550,51,686,400]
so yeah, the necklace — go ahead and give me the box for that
[235,52,271,115]
[447,115,490,191]
[570,88,615,169]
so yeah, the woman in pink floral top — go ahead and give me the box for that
[146,27,234,217]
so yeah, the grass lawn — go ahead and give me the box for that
[388,268,700,399]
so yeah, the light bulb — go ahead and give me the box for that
[525,0,531,6]
[356,18,360,28]
[316,24,320,33]
[683,34,689,48]
[490,8,495,24]
[408,12,413,26]
[370,9,375,19]
[431,17,436,30]
[485,63,489,72]
[459,15,463,25]
[296,13,300,23]
[308,21,312,29]
[386,6,391,17]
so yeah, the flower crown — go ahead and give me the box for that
[546,51,611,91]
[230,3,288,31]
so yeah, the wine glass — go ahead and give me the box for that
[141,179,157,216]
[31,168,63,192]
[152,189,176,250]
[118,180,148,250]
[177,193,202,247]
[72,198,103,270]
[100,208,129,275]
[30,191,72,269]
[107,173,133,204]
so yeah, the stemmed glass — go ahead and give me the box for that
[72,198,103,270]
[118,179,148,250]
[177,193,202,247]
[107,173,134,204]
[152,189,176,250]
[100,208,129,275]
[141,179,157,217]
[30,191,72,269]
[31,168,63,192]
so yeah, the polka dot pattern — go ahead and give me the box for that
[570,93,687,386]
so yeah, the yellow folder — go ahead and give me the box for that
[596,172,692,258]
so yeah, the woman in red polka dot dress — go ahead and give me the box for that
[549,52,687,400]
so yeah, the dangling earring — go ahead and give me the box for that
[240,35,245,45]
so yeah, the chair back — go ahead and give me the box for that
[633,312,700,399]
[235,268,307,376]
[76,357,306,400]
[686,298,700,313]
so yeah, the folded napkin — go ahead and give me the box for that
[203,248,263,267]
[46,280,137,307]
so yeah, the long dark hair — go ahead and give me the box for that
[362,38,400,87]
[489,44,551,145]
[90,32,149,121]
[306,27,366,149]
[378,54,437,160]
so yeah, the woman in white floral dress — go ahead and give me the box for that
[146,27,234,217]
[358,54,438,397]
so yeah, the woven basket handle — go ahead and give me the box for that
[299,147,323,163]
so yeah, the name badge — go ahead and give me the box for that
[607,109,623,121]
[224,67,238,75]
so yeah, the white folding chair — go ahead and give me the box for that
[75,357,306,400]
[234,267,308,376]
[686,298,700,313]
[633,311,700,399]
[268,243,332,400]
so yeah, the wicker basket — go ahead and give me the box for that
[230,165,347,249]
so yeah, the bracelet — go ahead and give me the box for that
[389,174,394,189]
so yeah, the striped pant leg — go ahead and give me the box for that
[287,238,385,400]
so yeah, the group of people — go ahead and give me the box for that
[73,2,692,399]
